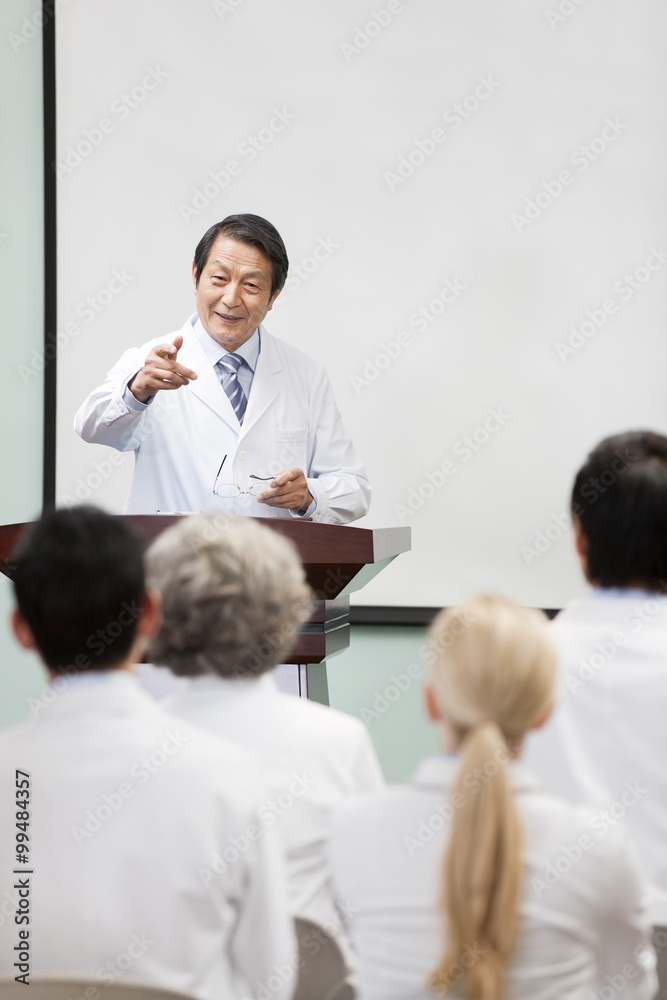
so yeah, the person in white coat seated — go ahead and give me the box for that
[524,429,667,996]
[144,512,386,952]
[73,212,370,524]
[329,594,657,1000]
[0,506,295,1000]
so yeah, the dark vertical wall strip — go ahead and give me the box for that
[42,0,57,509]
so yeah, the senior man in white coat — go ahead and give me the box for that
[74,213,369,522]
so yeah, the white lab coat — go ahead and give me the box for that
[329,755,657,1000]
[524,588,667,927]
[74,315,370,521]
[0,671,296,1000]
[161,672,385,952]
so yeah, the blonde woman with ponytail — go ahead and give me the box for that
[330,595,656,1000]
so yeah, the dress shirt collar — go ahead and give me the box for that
[38,667,155,722]
[556,587,667,622]
[192,314,261,372]
[590,586,667,601]
[165,670,278,701]
[411,752,543,795]
[49,667,139,692]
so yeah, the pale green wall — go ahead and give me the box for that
[0,0,50,728]
[327,625,439,784]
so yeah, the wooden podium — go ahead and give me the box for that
[0,516,410,703]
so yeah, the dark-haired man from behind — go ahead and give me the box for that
[525,430,667,994]
[0,506,295,999]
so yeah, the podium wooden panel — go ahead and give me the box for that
[0,516,411,675]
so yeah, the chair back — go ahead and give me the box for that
[292,916,356,1000]
[0,980,198,1000]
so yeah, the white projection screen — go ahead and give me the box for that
[55,0,667,609]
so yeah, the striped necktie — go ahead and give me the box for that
[217,353,248,424]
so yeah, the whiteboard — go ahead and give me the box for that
[55,0,667,608]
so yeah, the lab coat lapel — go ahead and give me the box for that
[240,329,281,437]
[177,321,239,431]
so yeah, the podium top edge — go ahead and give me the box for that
[0,518,412,573]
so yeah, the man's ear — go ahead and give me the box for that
[137,589,162,641]
[191,261,198,292]
[11,609,37,651]
[267,286,282,313]
[423,683,442,723]
[532,705,553,731]
[572,515,590,577]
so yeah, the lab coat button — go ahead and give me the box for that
[238,451,248,461]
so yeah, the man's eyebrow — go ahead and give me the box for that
[207,260,267,280]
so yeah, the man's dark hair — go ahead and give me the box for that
[12,506,146,672]
[193,213,289,298]
[571,430,667,590]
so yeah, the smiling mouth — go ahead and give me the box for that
[215,313,241,324]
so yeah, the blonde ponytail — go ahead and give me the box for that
[426,596,556,999]
[429,719,521,998]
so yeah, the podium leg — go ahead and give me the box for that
[305,662,329,705]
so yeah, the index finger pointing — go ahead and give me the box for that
[151,344,197,379]
[169,360,198,380]
[154,342,179,360]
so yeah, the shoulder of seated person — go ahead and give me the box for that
[279,692,369,735]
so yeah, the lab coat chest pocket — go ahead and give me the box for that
[273,427,308,471]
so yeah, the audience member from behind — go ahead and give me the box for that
[525,429,667,991]
[0,506,295,1000]
[146,513,385,949]
[330,595,656,1000]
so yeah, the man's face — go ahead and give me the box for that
[192,235,280,350]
